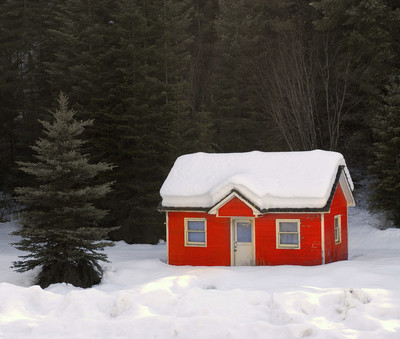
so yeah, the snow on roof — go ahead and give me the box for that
[160,150,353,210]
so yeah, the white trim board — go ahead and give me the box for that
[208,191,261,217]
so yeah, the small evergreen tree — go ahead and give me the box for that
[12,93,115,288]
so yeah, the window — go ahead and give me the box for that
[334,215,341,244]
[276,219,300,249]
[185,218,206,246]
[236,221,252,243]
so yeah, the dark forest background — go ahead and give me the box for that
[1,0,400,242]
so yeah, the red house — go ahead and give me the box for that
[159,150,355,266]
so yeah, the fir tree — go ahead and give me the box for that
[12,93,115,288]
[369,75,400,227]
[102,0,195,244]
[312,0,400,163]
[212,0,273,152]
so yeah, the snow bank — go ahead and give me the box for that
[1,204,400,338]
[160,150,352,209]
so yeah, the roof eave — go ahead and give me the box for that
[158,165,354,214]
[157,203,209,213]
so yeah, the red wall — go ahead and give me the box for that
[167,211,231,266]
[218,196,254,217]
[255,213,322,266]
[167,185,349,266]
[324,183,348,263]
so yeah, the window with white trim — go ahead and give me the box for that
[334,215,341,244]
[185,218,206,246]
[276,219,300,249]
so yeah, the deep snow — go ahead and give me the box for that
[1,205,399,338]
[160,150,352,209]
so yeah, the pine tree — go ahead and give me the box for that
[312,0,400,163]
[12,93,115,288]
[369,75,400,227]
[186,0,218,152]
[101,0,196,244]
[0,0,48,189]
[212,0,276,152]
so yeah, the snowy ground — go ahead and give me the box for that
[1,205,399,338]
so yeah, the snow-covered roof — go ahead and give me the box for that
[160,150,354,211]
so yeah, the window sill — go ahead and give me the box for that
[277,245,300,249]
[185,243,207,247]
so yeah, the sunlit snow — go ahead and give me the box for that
[1,202,399,338]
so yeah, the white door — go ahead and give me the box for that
[233,219,254,266]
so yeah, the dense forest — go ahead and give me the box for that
[1,0,400,243]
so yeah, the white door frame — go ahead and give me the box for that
[230,217,255,266]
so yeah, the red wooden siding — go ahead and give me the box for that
[324,183,348,263]
[255,213,322,266]
[218,196,254,217]
[167,184,349,266]
[168,211,231,266]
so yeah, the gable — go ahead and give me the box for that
[216,196,255,217]
[208,190,261,216]
[332,181,347,210]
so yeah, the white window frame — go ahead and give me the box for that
[184,218,207,247]
[276,219,300,249]
[334,215,341,244]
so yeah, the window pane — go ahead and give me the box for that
[237,222,252,242]
[279,222,298,232]
[188,231,205,243]
[335,217,339,229]
[335,228,340,242]
[280,233,298,245]
[187,220,205,231]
